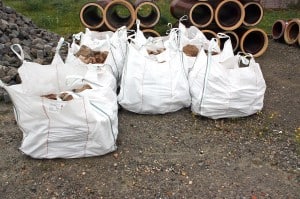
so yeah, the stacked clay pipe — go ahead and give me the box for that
[272,18,300,46]
[80,0,269,57]
[170,0,268,57]
[80,0,161,36]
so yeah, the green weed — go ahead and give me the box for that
[24,0,45,11]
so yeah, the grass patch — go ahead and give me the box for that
[257,9,300,34]
[4,0,87,36]
[3,0,300,36]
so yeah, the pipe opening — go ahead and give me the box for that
[202,30,217,41]
[217,2,242,27]
[136,3,160,28]
[190,3,213,28]
[243,31,265,54]
[105,2,135,30]
[142,29,160,38]
[109,5,131,20]
[272,21,285,40]
[284,19,300,44]
[288,22,299,41]
[80,4,104,29]
[244,3,263,26]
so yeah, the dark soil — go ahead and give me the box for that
[0,40,299,198]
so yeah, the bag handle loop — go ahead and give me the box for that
[10,44,24,61]
[237,51,254,67]
[165,23,173,35]
[55,37,65,53]
[217,32,230,39]
[72,31,84,42]
[237,51,253,58]
[208,38,220,54]
[179,15,188,23]
[0,79,5,88]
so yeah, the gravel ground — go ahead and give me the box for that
[0,40,299,198]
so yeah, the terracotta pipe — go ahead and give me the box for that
[210,0,245,31]
[237,27,268,57]
[272,19,288,41]
[142,29,161,38]
[242,1,264,26]
[202,29,217,40]
[284,18,300,45]
[79,1,110,30]
[170,0,214,28]
[189,1,214,28]
[202,29,220,45]
[134,0,160,29]
[237,0,261,4]
[104,0,136,31]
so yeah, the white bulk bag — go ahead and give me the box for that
[66,44,118,92]
[189,35,266,119]
[118,29,191,114]
[0,80,118,159]
[68,27,128,83]
[11,38,87,96]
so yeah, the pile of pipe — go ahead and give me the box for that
[80,0,268,57]
[80,0,161,37]
[272,18,300,46]
[170,0,268,57]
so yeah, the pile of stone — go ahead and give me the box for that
[0,2,62,101]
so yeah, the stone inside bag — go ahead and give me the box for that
[41,84,92,101]
[183,44,199,57]
[75,45,108,64]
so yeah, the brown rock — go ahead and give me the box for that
[183,44,199,57]
[73,84,92,93]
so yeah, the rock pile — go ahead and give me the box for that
[0,3,62,101]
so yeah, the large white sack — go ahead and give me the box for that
[68,27,128,83]
[11,38,87,96]
[189,35,266,119]
[118,28,191,114]
[0,80,118,159]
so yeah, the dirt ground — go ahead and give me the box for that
[0,40,299,198]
